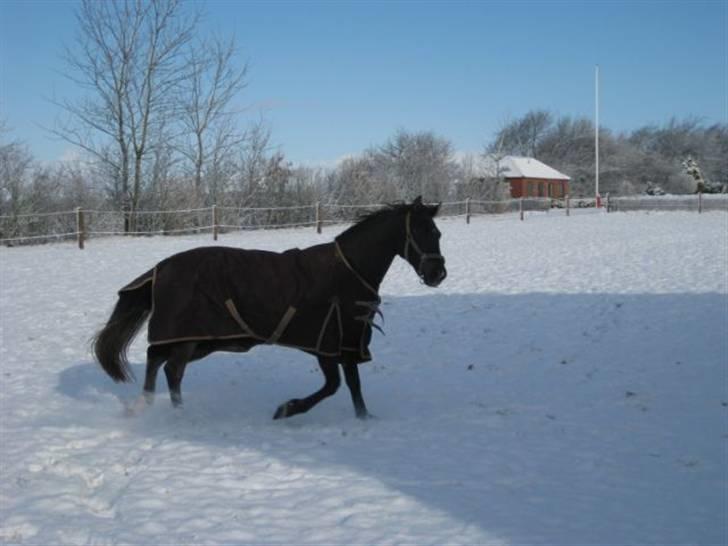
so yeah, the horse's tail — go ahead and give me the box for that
[93,274,153,383]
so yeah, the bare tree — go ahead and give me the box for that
[178,36,248,202]
[489,110,553,157]
[205,117,242,204]
[54,0,197,231]
[235,120,273,206]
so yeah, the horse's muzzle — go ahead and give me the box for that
[422,261,447,287]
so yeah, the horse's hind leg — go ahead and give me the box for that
[342,362,371,419]
[142,345,167,404]
[163,342,196,408]
[273,357,340,419]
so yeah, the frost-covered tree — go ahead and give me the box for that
[326,130,456,205]
[683,156,726,193]
[0,130,34,217]
[488,110,553,157]
[374,130,455,201]
[485,111,728,196]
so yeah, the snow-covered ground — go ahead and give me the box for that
[1,210,726,545]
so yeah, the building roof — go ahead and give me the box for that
[500,156,570,180]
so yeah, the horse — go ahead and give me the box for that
[93,196,447,420]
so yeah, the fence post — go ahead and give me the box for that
[465,197,471,224]
[212,204,218,241]
[315,201,322,234]
[76,207,85,250]
[565,194,570,217]
[606,192,611,213]
[698,192,703,214]
[519,197,524,221]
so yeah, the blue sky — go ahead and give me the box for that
[0,0,725,165]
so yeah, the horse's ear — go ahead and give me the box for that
[412,196,423,207]
[428,202,441,217]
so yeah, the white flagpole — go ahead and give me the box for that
[595,65,601,207]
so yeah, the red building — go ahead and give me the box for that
[500,156,570,198]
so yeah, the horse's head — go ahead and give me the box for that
[400,196,447,287]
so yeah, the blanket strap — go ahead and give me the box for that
[267,306,297,344]
[225,299,258,338]
[226,299,298,345]
[316,301,342,353]
[334,241,379,297]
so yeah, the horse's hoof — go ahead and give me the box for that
[273,400,299,420]
[123,395,150,417]
[357,411,377,420]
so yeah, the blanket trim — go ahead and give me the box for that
[119,275,153,293]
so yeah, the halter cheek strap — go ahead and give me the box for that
[403,211,445,277]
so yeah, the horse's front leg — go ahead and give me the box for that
[273,357,340,419]
[342,361,372,419]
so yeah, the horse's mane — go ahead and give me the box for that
[333,202,411,238]
[354,202,411,225]
[338,200,438,239]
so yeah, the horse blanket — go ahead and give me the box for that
[120,243,380,363]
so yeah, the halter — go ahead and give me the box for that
[403,211,445,278]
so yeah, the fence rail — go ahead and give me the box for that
[606,194,728,213]
[1,193,725,248]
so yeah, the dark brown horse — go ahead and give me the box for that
[93,197,446,419]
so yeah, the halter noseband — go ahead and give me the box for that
[403,211,445,278]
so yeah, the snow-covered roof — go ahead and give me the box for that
[465,154,571,181]
[500,156,570,180]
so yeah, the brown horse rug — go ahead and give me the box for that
[119,242,381,363]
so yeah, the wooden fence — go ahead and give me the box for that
[1,193,725,248]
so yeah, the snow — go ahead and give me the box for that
[1,209,726,545]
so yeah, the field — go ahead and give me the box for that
[1,210,726,545]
